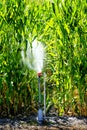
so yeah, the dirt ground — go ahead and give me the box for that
[0,115,87,130]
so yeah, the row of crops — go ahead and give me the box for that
[0,0,87,117]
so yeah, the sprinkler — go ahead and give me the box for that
[37,72,44,124]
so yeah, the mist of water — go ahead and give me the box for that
[21,39,44,73]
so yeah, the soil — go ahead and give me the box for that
[0,115,87,130]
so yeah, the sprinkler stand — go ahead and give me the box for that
[37,73,44,124]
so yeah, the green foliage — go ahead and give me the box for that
[0,0,87,116]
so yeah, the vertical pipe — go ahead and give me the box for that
[44,72,46,117]
[38,76,41,106]
[37,74,44,124]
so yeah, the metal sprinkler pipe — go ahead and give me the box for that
[37,72,44,124]
[44,72,46,117]
[38,74,41,106]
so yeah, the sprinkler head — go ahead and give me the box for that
[38,72,42,77]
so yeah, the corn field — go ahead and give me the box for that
[0,0,87,117]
